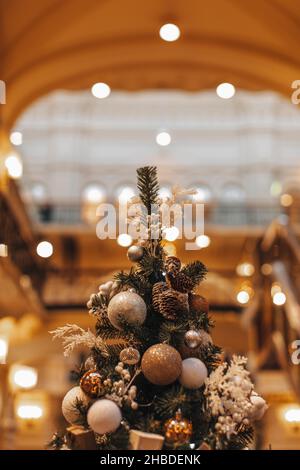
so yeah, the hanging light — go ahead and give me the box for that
[159,23,180,42]
[216,83,235,99]
[10,365,38,390]
[237,290,250,304]
[91,82,111,99]
[36,241,53,258]
[17,404,43,420]
[5,153,23,179]
[196,235,211,248]
[117,186,135,204]
[236,262,255,277]
[273,292,286,306]
[0,335,8,364]
[10,131,23,146]
[117,233,132,247]
[163,226,179,242]
[280,193,293,207]
[156,131,171,146]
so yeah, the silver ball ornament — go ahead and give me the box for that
[107,291,147,330]
[127,245,144,262]
[179,358,208,389]
[184,330,202,349]
[62,386,90,424]
[87,399,122,434]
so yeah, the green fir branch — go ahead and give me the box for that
[136,166,159,214]
[181,261,208,288]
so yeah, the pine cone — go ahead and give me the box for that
[167,272,194,293]
[152,282,168,312]
[159,288,189,320]
[165,256,181,274]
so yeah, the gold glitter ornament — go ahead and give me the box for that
[80,370,103,398]
[119,347,140,365]
[164,409,192,444]
[141,343,182,385]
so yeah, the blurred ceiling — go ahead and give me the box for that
[1,0,300,129]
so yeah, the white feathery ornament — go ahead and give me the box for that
[204,355,267,444]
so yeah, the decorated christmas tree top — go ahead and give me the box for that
[50,166,267,451]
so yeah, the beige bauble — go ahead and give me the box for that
[250,394,268,420]
[179,358,208,389]
[141,343,182,386]
[87,399,122,434]
[62,386,90,424]
[107,291,147,330]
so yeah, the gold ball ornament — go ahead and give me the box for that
[62,386,90,424]
[107,291,147,330]
[164,409,193,444]
[127,245,144,262]
[119,347,140,365]
[141,343,182,386]
[80,369,103,398]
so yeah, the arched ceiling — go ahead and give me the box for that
[1,0,300,129]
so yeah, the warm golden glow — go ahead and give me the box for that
[237,290,250,304]
[159,23,180,42]
[36,241,53,258]
[10,365,38,390]
[0,336,8,364]
[196,235,211,248]
[280,193,293,207]
[273,292,286,306]
[5,153,23,179]
[216,83,235,99]
[236,262,255,277]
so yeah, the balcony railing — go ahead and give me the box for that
[30,202,286,228]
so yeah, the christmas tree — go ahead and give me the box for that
[50,166,267,451]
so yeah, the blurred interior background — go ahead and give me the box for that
[1,0,300,449]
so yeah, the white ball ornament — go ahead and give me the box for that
[87,399,122,434]
[179,358,208,389]
[107,291,147,330]
[62,386,90,424]
[250,393,268,420]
